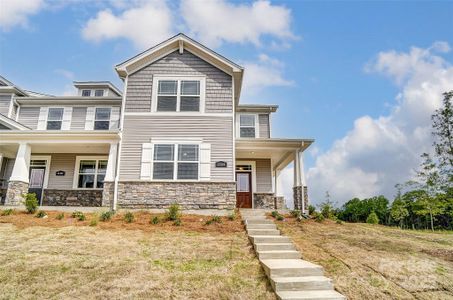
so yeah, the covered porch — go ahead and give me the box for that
[235,138,313,213]
[0,132,120,207]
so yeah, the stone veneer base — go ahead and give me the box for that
[102,182,114,207]
[5,181,29,206]
[293,185,309,213]
[253,193,286,210]
[42,189,103,206]
[117,181,236,209]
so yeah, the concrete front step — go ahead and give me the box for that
[255,243,296,251]
[247,229,280,236]
[271,276,333,292]
[245,219,274,225]
[261,259,324,277]
[250,235,291,244]
[246,223,277,230]
[257,250,301,259]
[276,290,346,300]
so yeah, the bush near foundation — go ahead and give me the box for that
[23,193,38,214]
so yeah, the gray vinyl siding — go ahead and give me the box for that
[47,154,77,189]
[0,94,12,116]
[71,107,87,130]
[126,50,233,113]
[119,115,234,181]
[258,114,270,138]
[17,107,40,129]
[255,159,273,193]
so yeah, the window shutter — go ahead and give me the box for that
[140,143,153,180]
[37,107,48,130]
[85,107,95,130]
[109,107,120,129]
[61,107,72,130]
[199,143,211,181]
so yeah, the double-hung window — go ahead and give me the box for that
[76,158,107,188]
[94,107,111,130]
[153,144,199,180]
[46,108,64,130]
[82,90,91,97]
[239,114,256,138]
[94,90,104,97]
[155,77,203,112]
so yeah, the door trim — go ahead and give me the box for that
[236,171,252,208]
[30,155,51,189]
[235,160,256,209]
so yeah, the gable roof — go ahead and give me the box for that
[115,33,244,104]
[0,113,30,130]
[0,75,29,96]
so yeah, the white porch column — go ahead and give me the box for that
[102,142,118,207]
[274,169,281,196]
[5,143,31,205]
[0,153,3,176]
[293,150,302,187]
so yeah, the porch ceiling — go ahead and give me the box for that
[235,138,314,171]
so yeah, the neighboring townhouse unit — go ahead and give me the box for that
[0,34,313,212]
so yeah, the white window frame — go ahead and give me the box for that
[151,75,206,113]
[236,113,260,138]
[81,89,91,97]
[151,140,202,181]
[73,156,108,189]
[46,107,64,130]
[94,107,111,130]
[94,89,105,97]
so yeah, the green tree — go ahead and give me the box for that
[366,211,379,224]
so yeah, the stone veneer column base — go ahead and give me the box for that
[293,185,309,213]
[42,189,102,206]
[5,181,29,206]
[117,181,236,209]
[253,193,286,210]
[102,182,114,208]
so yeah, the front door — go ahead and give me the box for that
[236,172,252,208]
[29,167,45,203]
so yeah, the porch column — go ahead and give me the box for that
[5,143,31,206]
[102,142,118,207]
[293,149,307,212]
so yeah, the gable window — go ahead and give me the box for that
[154,77,204,113]
[46,108,64,130]
[82,90,91,97]
[75,158,107,189]
[94,107,111,130]
[239,114,256,138]
[152,144,199,180]
[94,89,104,97]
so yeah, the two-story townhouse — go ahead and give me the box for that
[0,34,312,212]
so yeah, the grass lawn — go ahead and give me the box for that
[0,210,275,300]
[275,217,453,300]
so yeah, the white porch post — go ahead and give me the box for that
[102,142,118,207]
[0,153,3,176]
[5,143,31,205]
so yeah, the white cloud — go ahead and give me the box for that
[180,0,296,48]
[81,0,174,50]
[0,0,45,31]
[241,54,294,97]
[307,42,453,206]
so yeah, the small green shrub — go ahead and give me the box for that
[124,211,135,223]
[173,219,182,226]
[100,211,114,222]
[315,212,325,222]
[205,215,222,225]
[290,210,301,218]
[90,217,98,227]
[166,203,181,221]
[1,209,14,216]
[227,211,236,221]
[271,211,279,218]
[308,205,316,215]
[23,193,38,214]
[72,211,86,221]
[366,211,379,224]
[276,214,284,221]
[35,210,47,218]
[55,213,64,220]
[150,216,160,224]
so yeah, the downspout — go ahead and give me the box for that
[113,75,128,211]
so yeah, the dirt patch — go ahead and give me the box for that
[0,210,244,234]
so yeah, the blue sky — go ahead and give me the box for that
[1,0,453,205]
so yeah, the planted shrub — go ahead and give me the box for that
[315,212,325,222]
[150,216,160,225]
[205,215,222,225]
[72,211,86,221]
[55,213,64,220]
[173,218,182,226]
[308,205,316,215]
[1,209,14,216]
[124,211,134,223]
[35,210,47,218]
[366,211,379,224]
[90,217,98,227]
[290,210,301,218]
[100,211,114,222]
[276,214,284,221]
[227,211,236,221]
[271,211,279,218]
[166,203,181,221]
[23,193,38,214]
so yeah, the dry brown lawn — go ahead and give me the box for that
[275,216,453,300]
[0,210,275,300]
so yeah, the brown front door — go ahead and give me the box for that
[236,172,252,208]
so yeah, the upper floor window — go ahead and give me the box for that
[82,90,91,97]
[94,90,104,97]
[153,77,205,113]
[94,107,111,130]
[46,108,64,130]
[239,114,256,138]
[153,144,199,180]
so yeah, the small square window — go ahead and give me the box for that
[82,90,91,97]
[94,90,104,97]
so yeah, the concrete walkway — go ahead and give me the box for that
[241,210,346,300]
